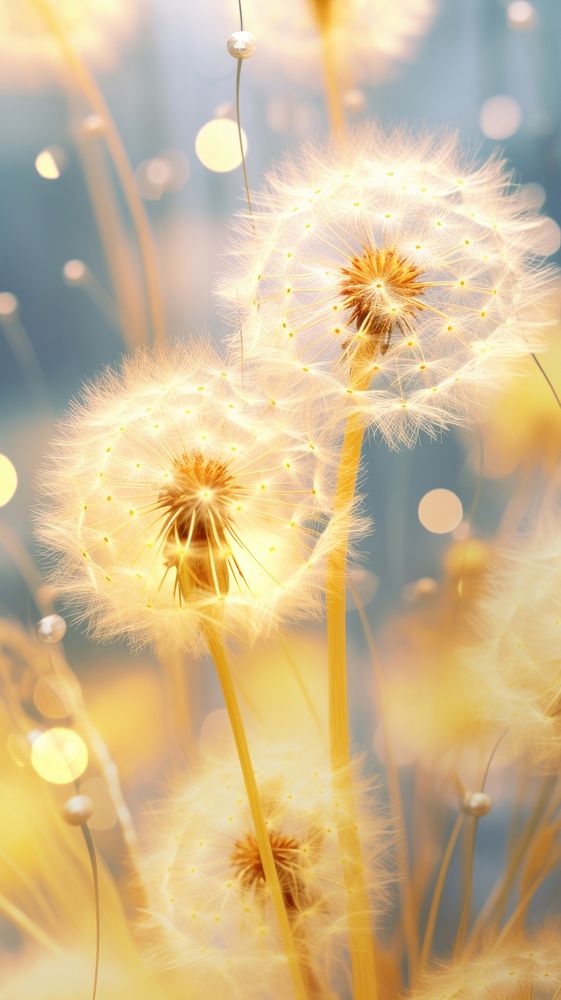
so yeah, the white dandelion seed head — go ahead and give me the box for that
[220,128,557,448]
[226,0,436,89]
[141,741,388,997]
[35,342,352,655]
[464,508,561,772]
[408,926,561,999]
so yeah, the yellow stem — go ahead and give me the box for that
[204,625,310,1000]
[419,813,465,972]
[352,584,418,984]
[31,0,166,347]
[326,410,378,1000]
[320,27,345,134]
[72,109,149,349]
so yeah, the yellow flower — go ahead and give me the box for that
[220,128,557,447]
[36,343,349,654]
[141,740,387,998]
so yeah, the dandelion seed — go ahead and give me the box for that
[220,128,557,447]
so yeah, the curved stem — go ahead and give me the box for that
[204,625,310,1000]
[326,411,378,1000]
[31,0,165,347]
[419,813,465,972]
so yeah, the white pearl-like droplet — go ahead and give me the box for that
[226,31,256,60]
[80,114,106,137]
[63,259,88,286]
[462,791,492,817]
[36,614,67,644]
[62,794,94,826]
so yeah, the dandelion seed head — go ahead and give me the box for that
[142,742,388,996]
[36,343,348,654]
[464,510,561,771]
[228,0,436,89]
[408,927,561,999]
[220,129,557,447]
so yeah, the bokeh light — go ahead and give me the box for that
[479,95,522,139]
[195,119,247,173]
[418,488,464,534]
[507,1,537,30]
[34,147,66,180]
[0,454,18,508]
[30,728,88,785]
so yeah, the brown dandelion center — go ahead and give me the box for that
[231,831,306,913]
[340,245,428,355]
[156,450,241,603]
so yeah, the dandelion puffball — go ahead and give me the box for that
[142,742,386,998]
[0,0,136,91]
[229,0,436,89]
[464,512,561,772]
[36,343,348,654]
[407,926,561,999]
[220,129,556,447]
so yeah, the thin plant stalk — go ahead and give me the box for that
[419,813,465,972]
[469,774,557,947]
[325,401,378,999]
[453,732,507,956]
[204,624,310,1000]
[352,584,418,984]
[320,27,345,134]
[31,0,165,348]
[72,110,149,349]
[0,528,147,914]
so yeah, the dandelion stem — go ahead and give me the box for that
[72,107,149,348]
[81,822,101,1000]
[320,28,345,134]
[419,812,465,972]
[326,404,378,1000]
[204,624,310,1000]
[351,583,418,985]
[531,352,561,412]
[470,774,557,947]
[453,732,507,957]
[31,0,166,348]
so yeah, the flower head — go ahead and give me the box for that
[36,343,348,654]
[227,0,435,89]
[406,926,561,999]
[141,740,387,998]
[464,509,561,771]
[220,129,556,447]
[0,0,136,90]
